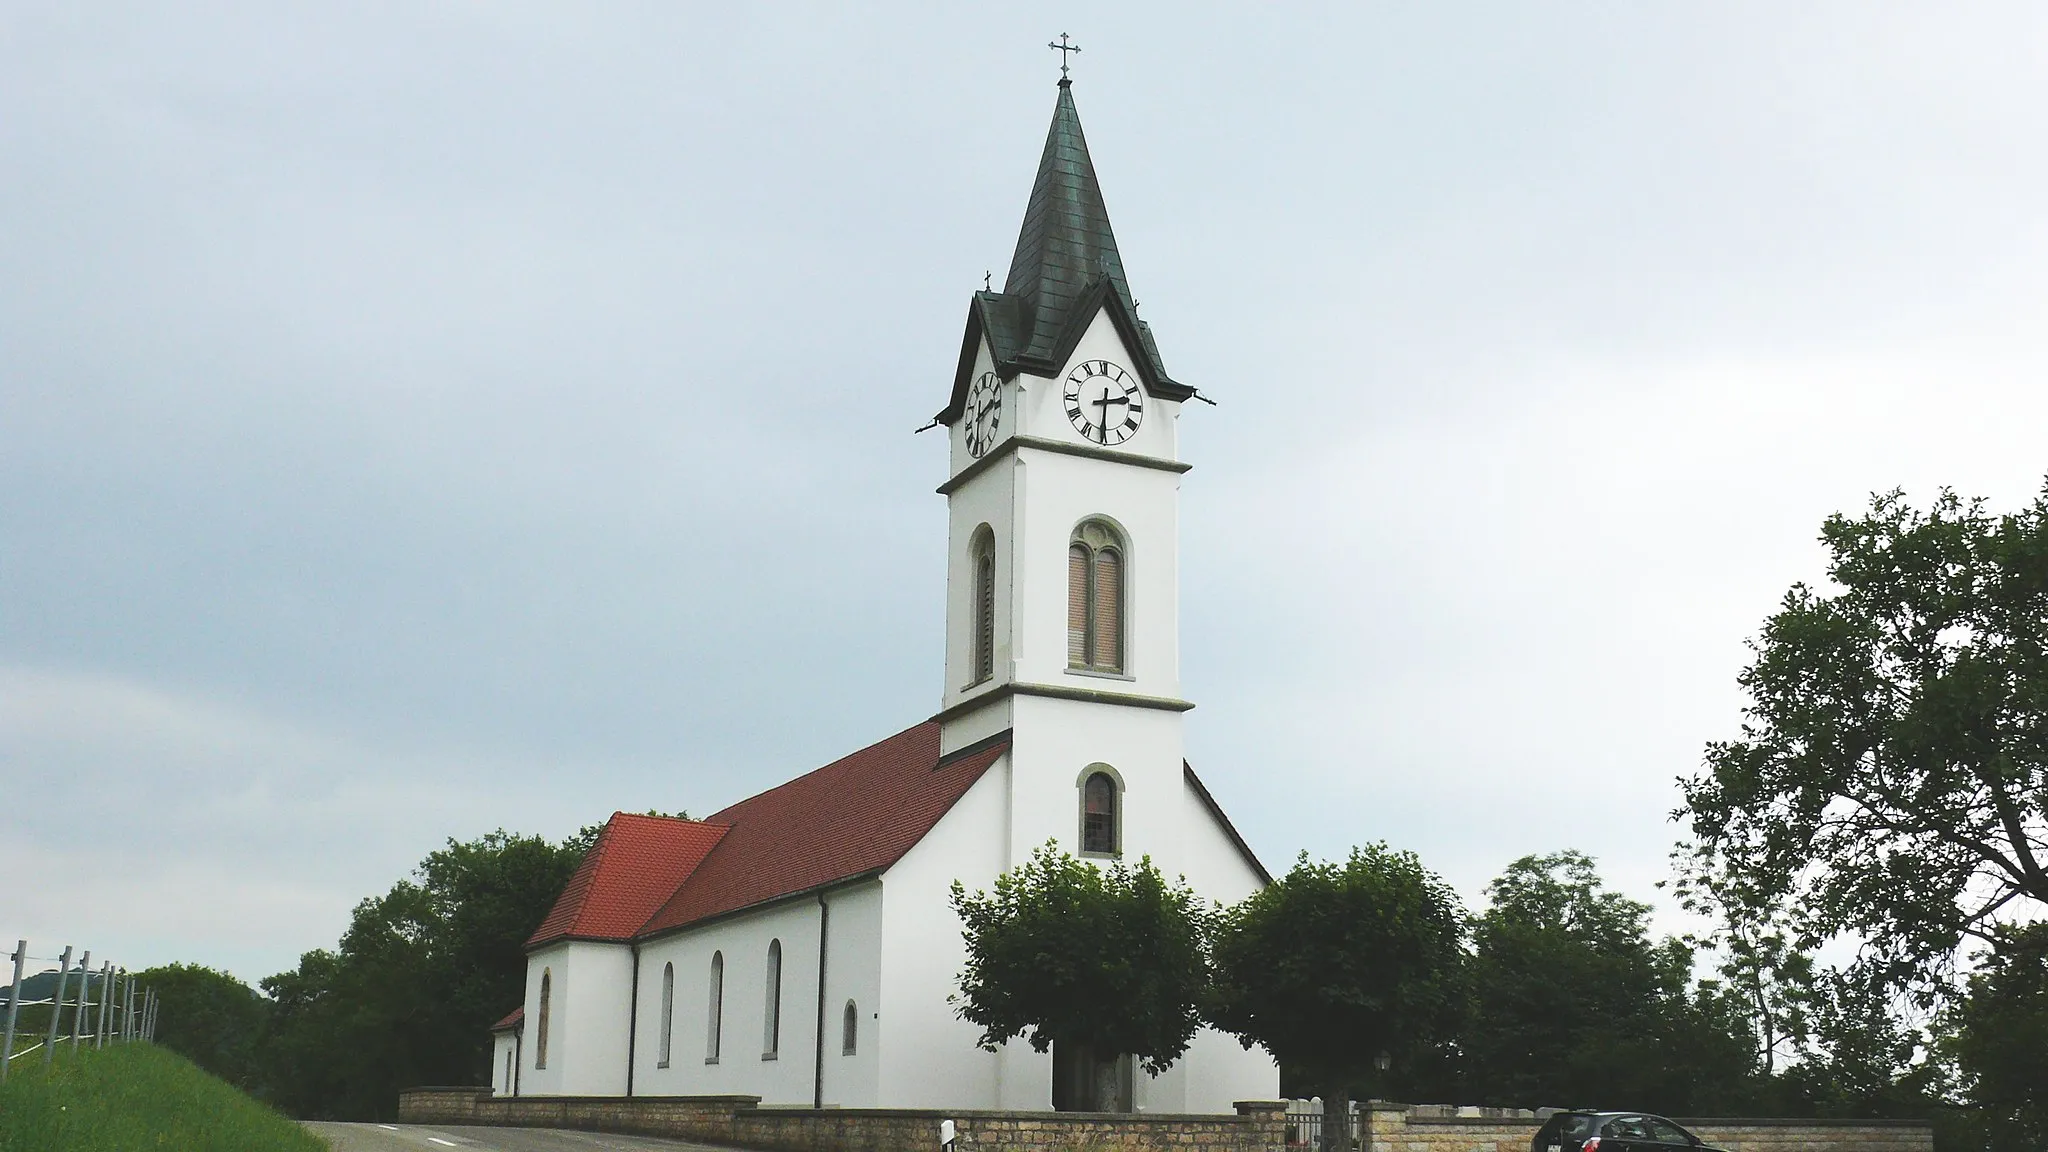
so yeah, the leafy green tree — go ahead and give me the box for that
[1464,852,1757,1114]
[1948,925,2048,1150]
[260,827,592,1119]
[950,844,1209,1112]
[1677,483,2048,1008]
[131,964,270,1090]
[1208,845,1464,1152]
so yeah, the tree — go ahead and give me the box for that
[1948,924,2048,1150]
[1207,845,1464,1152]
[950,844,1209,1112]
[1678,483,2048,1006]
[1464,852,1757,1115]
[260,827,592,1118]
[132,963,270,1090]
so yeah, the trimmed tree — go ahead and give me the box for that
[1208,845,1465,1152]
[950,843,1209,1112]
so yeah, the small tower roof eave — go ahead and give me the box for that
[937,80,1192,425]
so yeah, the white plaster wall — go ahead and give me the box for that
[1007,696,1185,875]
[818,880,883,1107]
[562,941,634,1095]
[876,751,1011,1108]
[629,897,825,1105]
[517,941,632,1096]
[491,1030,520,1096]
[520,945,567,1096]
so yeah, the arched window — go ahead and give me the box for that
[658,962,675,1067]
[1067,521,1125,673]
[763,940,783,1059]
[842,999,859,1056]
[970,526,995,685]
[706,952,724,1063]
[505,1048,514,1094]
[535,969,552,1069]
[1081,768,1120,856]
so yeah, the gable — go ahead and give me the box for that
[1184,762,1271,886]
[527,813,728,948]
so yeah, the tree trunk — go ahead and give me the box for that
[1320,1088,1351,1152]
[1092,1052,1124,1113]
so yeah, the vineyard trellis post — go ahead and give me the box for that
[43,944,74,1067]
[68,949,91,1052]
[2,941,23,1082]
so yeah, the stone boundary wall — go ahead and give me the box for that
[397,1087,1289,1152]
[1360,1102,1934,1152]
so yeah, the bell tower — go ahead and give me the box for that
[929,73,1201,896]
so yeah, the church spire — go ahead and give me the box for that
[999,78,1139,361]
[937,72,1190,425]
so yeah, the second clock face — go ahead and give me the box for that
[965,371,1003,458]
[1063,360,1144,446]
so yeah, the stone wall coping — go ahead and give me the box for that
[401,1086,492,1094]
[746,1105,1258,1123]
[1681,1118,1934,1129]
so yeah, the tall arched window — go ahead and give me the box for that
[763,940,783,1059]
[1080,768,1121,856]
[970,525,995,685]
[1067,520,1125,673]
[535,969,552,1069]
[706,952,724,1063]
[842,999,859,1056]
[658,962,675,1068]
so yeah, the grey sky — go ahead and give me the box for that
[6,4,2048,983]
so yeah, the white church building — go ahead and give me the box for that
[489,74,1279,1114]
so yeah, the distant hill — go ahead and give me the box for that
[1,968,111,1006]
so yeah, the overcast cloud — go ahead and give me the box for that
[6,3,2048,983]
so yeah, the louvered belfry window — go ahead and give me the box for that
[1068,521,1126,673]
[971,527,996,684]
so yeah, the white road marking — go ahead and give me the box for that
[428,1140,459,1148]
[377,1124,400,1131]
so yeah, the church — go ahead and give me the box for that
[488,68,1280,1115]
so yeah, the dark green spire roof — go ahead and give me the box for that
[940,81,1191,423]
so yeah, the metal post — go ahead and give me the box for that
[141,990,153,1042]
[93,962,108,1048]
[2,941,24,1082]
[68,950,90,1052]
[123,973,135,1042]
[107,969,121,1043]
[44,945,73,1067]
[146,989,158,1042]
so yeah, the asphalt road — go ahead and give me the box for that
[307,1123,728,1152]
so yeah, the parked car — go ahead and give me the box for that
[1531,1111,1731,1152]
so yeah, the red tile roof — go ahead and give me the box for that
[490,1006,524,1032]
[527,812,728,947]
[637,722,1006,936]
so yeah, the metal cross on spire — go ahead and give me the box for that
[1048,33,1081,81]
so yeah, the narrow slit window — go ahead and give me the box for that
[971,526,996,685]
[706,952,724,1062]
[842,1000,859,1056]
[536,969,551,1069]
[763,940,782,1059]
[658,962,675,1068]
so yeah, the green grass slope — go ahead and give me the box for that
[0,1043,326,1152]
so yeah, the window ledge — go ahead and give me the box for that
[1079,849,1122,861]
[1065,667,1134,682]
[704,1056,720,1065]
[656,1060,670,1069]
[762,1051,779,1061]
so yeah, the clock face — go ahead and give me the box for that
[964,371,1002,458]
[1062,360,1144,446]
